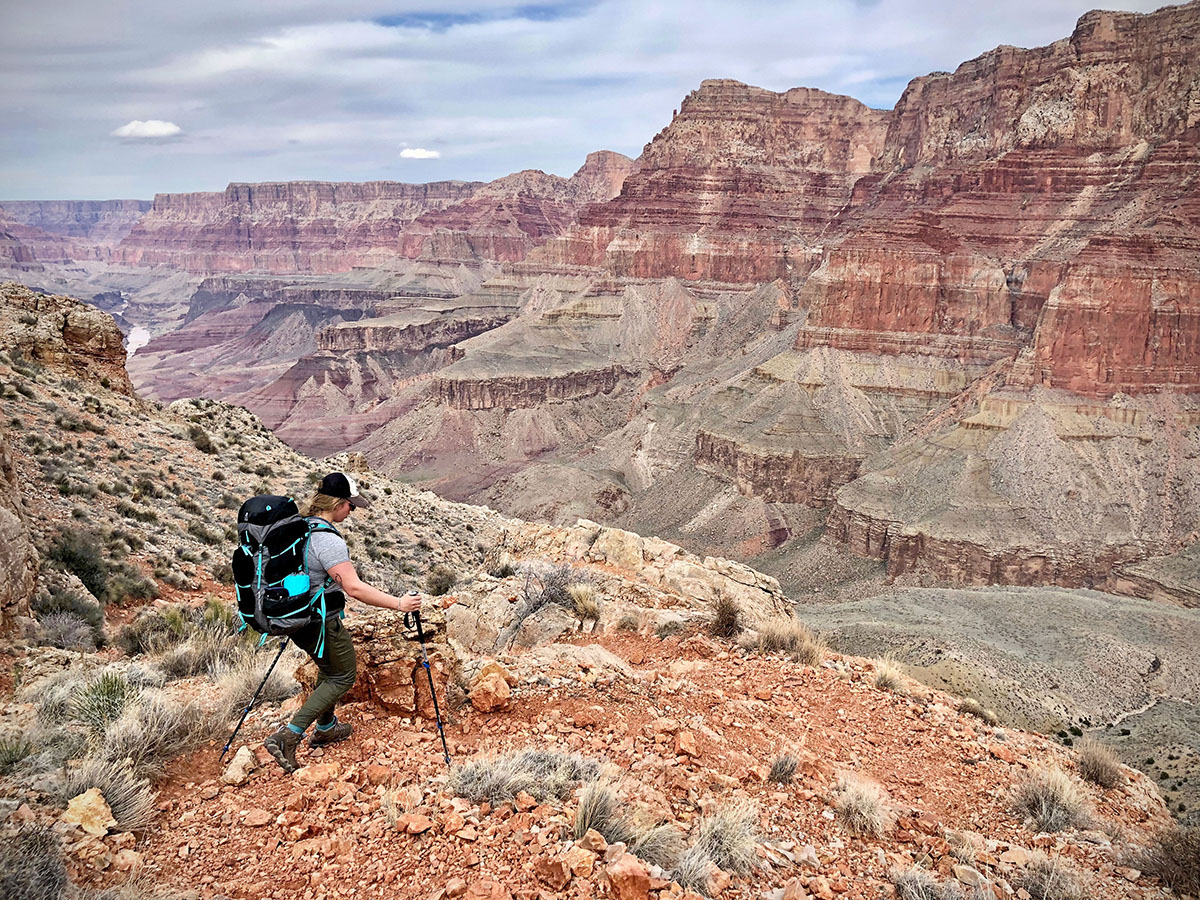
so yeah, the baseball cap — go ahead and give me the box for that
[319,472,372,508]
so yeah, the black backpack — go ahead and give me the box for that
[231,495,341,654]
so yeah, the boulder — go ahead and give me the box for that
[221,745,258,786]
[469,673,511,712]
[604,853,651,900]
[62,789,117,837]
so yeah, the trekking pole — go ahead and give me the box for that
[220,637,289,762]
[406,610,452,768]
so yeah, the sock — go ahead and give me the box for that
[286,723,305,736]
[315,717,339,732]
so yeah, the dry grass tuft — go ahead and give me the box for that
[872,656,907,694]
[1075,737,1123,789]
[567,582,602,623]
[1140,826,1200,896]
[1011,768,1090,833]
[211,644,301,725]
[753,616,825,665]
[61,758,157,831]
[835,773,893,837]
[0,825,68,900]
[629,821,686,870]
[449,749,600,805]
[768,753,799,785]
[99,690,205,778]
[573,781,635,844]
[958,697,999,726]
[1020,853,1084,900]
[708,593,742,639]
[71,669,141,734]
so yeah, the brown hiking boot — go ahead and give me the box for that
[309,721,353,748]
[264,726,302,773]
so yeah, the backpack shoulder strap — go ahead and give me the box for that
[305,516,342,538]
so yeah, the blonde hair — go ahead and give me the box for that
[303,492,347,517]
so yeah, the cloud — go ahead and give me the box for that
[111,119,183,139]
[399,147,441,159]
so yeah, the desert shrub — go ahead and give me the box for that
[33,585,104,633]
[104,565,159,604]
[449,749,600,805]
[47,527,108,598]
[769,752,799,784]
[0,825,68,900]
[1011,768,1090,833]
[958,698,999,726]
[708,593,742,639]
[61,758,156,831]
[1076,738,1123,788]
[212,646,301,724]
[483,547,517,578]
[617,613,641,632]
[120,605,193,655]
[673,801,760,891]
[835,773,893,837]
[71,669,141,734]
[1140,826,1200,896]
[38,611,98,651]
[630,822,686,869]
[655,619,687,639]
[872,657,907,693]
[99,691,204,777]
[116,499,158,523]
[425,564,458,596]
[573,782,636,845]
[187,521,224,545]
[188,424,215,454]
[753,617,825,665]
[568,582,601,622]
[0,731,33,775]
[157,626,242,679]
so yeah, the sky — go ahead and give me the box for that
[0,0,1171,200]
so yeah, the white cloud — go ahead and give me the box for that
[111,119,183,139]
[399,147,440,159]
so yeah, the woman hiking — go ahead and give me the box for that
[264,471,422,773]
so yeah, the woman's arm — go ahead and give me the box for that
[326,561,422,613]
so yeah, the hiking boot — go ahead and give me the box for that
[309,721,353,748]
[264,726,302,774]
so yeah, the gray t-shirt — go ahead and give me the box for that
[307,527,350,597]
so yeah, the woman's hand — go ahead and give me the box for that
[398,590,423,613]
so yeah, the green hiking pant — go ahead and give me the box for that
[289,614,357,733]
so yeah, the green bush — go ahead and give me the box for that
[47,528,107,599]
[0,732,33,775]
[71,670,141,734]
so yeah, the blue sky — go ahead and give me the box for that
[0,0,1169,200]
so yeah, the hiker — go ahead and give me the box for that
[264,471,423,773]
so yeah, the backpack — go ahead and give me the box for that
[231,495,341,654]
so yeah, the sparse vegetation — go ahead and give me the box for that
[47,527,108,599]
[617,613,641,632]
[60,758,157,831]
[0,732,33,775]
[891,867,990,900]
[751,616,825,665]
[1076,737,1123,788]
[213,647,301,725]
[1020,854,1084,900]
[834,773,893,837]
[37,611,98,651]
[99,691,205,778]
[958,697,999,726]
[70,669,141,735]
[673,801,760,893]
[1011,768,1090,833]
[872,656,907,694]
[484,546,517,578]
[567,582,601,623]
[574,781,635,844]
[449,749,600,805]
[1140,826,1200,896]
[707,592,742,639]
[768,752,799,784]
[0,825,68,900]
[425,564,458,596]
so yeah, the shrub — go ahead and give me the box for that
[574,782,635,844]
[872,656,907,694]
[71,669,141,734]
[60,758,157,831]
[891,867,989,900]
[834,773,893,837]
[449,749,600,805]
[157,627,242,679]
[958,698,999,726]
[188,425,215,454]
[1011,768,1090,833]
[1076,738,1123,788]
[188,521,225,545]
[568,582,601,622]
[769,752,799,784]
[116,499,158,523]
[38,611,98,651]
[119,605,193,655]
[617,613,641,632]
[708,593,742,639]
[1020,854,1084,900]
[47,528,108,598]
[0,731,33,775]
[425,565,458,596]
[484,547,517,578]
[1140,826,1200,896]
[629,822,685,869]
[0,825,68,900]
